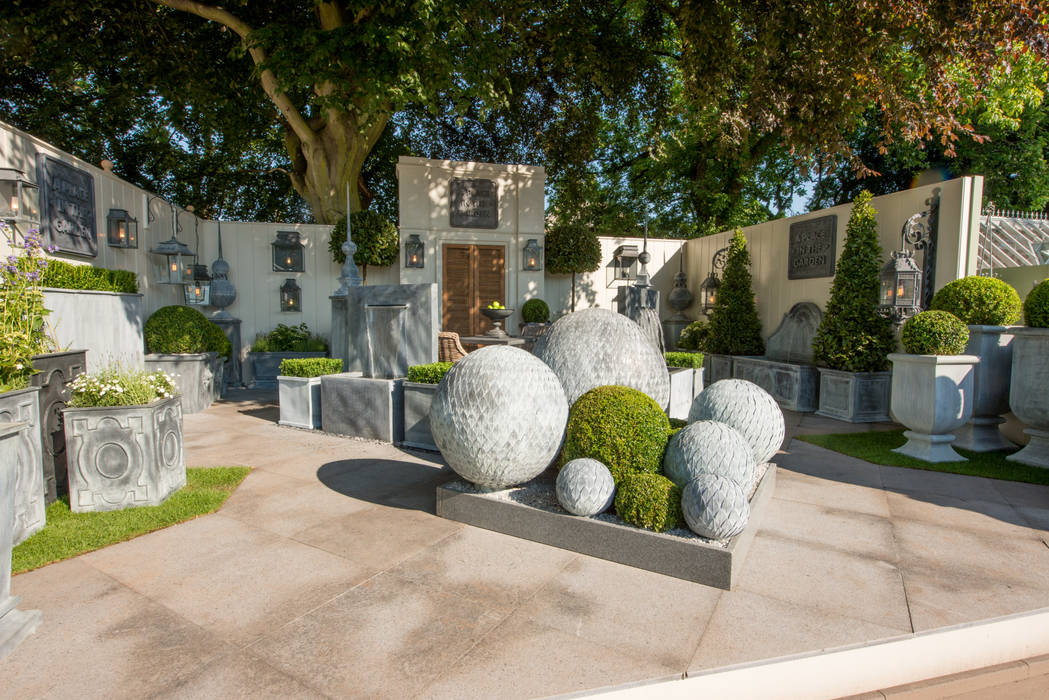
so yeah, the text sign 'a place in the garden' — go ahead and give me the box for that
[36,155,97,257]
[450,178,498,229]
[788,215,836,280]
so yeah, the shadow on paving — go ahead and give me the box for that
[316,457,456,513]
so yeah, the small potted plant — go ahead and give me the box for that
[401,361,453,451]
[246,322,328,388]
[519,298,551,350]
[888,311,979,462]
[1007,278,1049,468]
[63,366,184,512]
[929,275,1022,451]
[144,305,231,413]
[664,351,704,421]
[277,357,344,430]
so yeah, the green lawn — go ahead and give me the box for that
[797,430,1049,486]
[13,466,251,574]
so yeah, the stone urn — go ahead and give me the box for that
[480,307,514,337]
[1006,327,1049,468]
[953,325,1017,452]
[888,353,980,463]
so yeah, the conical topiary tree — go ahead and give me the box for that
[707,229,764,355]
[811,190,895,372]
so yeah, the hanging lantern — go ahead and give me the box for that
[106,208,138,248]
[878,250,922,322]
[271,231,304,272]
[280,278,301,312]
[404,233,424,268]
[523,238,543,271]
[613,245,638,280]
[0,168,40,228]
[184,263,212,306]
[699,273,720,315]
[149,236,195,285]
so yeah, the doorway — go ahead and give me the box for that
[442,243,506,336]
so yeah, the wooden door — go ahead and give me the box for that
[442,244,505,336]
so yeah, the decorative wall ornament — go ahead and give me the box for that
[36,155,97,257]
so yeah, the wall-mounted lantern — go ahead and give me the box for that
[523,238,543,271]
[700,246,729,316]
[184,263,212,306]
[106,208,138,248]
[271,231,304,272]
[150,235,195,285]
[612,245,639,281]
[404,233,424,268]
[0,168,40,229]
[879,251,922,323]
[280,278,301,312]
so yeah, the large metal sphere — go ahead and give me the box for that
[663,420,755,490]
[533,307,670,409]
[429,345,568,490]
[681,473,750,540]
[556,458,615,516]
[687,379,784,464]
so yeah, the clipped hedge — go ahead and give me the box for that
[521,298,550,323]
[279,357,344,378]
[665,351,704,369]
[42,259,138,293]
[406,362,453,384]
[930,276,1022,326]
[900,310,970,355]
[614,472,683,533]
[561,385,670,484]
[1024,279,1049,328]
[676,319,710,352]
[144,305,232,359]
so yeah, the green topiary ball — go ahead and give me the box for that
[521,298,550,323]
[1024,279,1049,328]
[614,472,683,532]
[929,276,1022,326]
[562,385,671,484]
[900,310,970,355]
[145,305,231,358]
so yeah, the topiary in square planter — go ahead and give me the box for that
[248,352,327,389]
[277,375,323,429]
[401,381,439,451]
[29,349,86,502]
[816,368,891,423]
[0,386,46,546]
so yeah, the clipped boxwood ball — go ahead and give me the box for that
[1024,278,1049,328]
[556,458,615,516]
[145,305,232,359]
[614,472,683,533]
[900,310,969,355]
[562,385,671,484]
[930,276,1022,326]
[663,420,755,490]
[681,473,750,540]
[521,298,550,323]
[688,379,784,464]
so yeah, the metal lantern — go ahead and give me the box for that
[106,208,138,248]
[0,168,40,228]
[184,263,212,306]
[271,231,304,272]
[700,246,729,316]
[879,251,922,322]
[280,278,301,312]
[404,233,424,268]
[149,235,195,285]
[612,245,639,280]
[523,238,543,271]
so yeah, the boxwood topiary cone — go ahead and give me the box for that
[706,229,764,356]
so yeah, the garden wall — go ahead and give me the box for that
[42,289,144,372]
[992,263,1049,298]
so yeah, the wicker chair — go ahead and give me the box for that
[438,331,468,363]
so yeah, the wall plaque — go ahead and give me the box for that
[788,215,836,279]
[36,155,97,257]
[450,178,498,229]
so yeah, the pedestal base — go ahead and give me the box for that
[953,415,1017,453]
[1006,428,1049,469]
[0,596,41,661]
[893,430,966,463]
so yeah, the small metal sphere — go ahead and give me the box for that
[681,473,750,540]
[556,458,615,516]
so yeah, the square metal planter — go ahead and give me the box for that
[247,351,327,389]
[667,367,704,421]
[0,387,46,546]
[321,373,404,443]
[703,353,736,384]
[63,396,186,513]
[278,375,323,430]
[816,368,891,423]
[144,352,225,414]
[401,381,439,451]
[29,349,86,502]
[731,357,820,412]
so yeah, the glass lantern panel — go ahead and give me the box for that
[0,180,17,219]
[20,184,39,223]
[897,277,917,306]
[272,246,304,272]
[880,275,895,305]
[184,282,210,306]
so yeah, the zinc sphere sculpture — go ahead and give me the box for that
[681,473,750,540]
[687,379,784,464]
[533,307,670,409]
[429,345,568,490]
[556,458,616,516]
[664,420,755,490]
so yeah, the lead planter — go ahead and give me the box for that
[277,375,323,430]
[703,354,736,384]
[888,353,979,463]
[401,381,439,451]
[953,326,1017,452]
[1007,327,1049,468]
[63,396,186,513]
[247,352,326,389]
[29,349,87,502]
[815,368,891,423]
[0,387,46,546]
[667,367,704,421]
[144,352,224,414]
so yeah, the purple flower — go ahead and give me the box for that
[26,271,39,281]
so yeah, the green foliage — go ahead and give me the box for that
[144,305,231,359]
[664,352,704,369]
[521,298,551,323]
[68,367,179,408]
[250,323,328,353]
[614,472,683,533]
[929,276,1022,326]
[562,386,671,484]
[676,320,710,351]
[41,259,138,293]
[329,210,399,283]
[278,358,343,378]
[900,311,970,355]
[0,225,54,388]
[811,191,896,372]
[406,362,453,384]
[1024,279,1049,328]
[706,230,764,356]
[545,219,601,311]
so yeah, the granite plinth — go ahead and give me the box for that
[732,357,819,412]
[321,373,404,443]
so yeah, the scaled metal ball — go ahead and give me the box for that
[429,345,568,490]
[681,473,750,540]
[533,307,670,409]
[556,458,616,516]
[687,379,785,464]
[663,420,755,490]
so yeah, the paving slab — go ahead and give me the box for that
[153,649,328,700]
[774,468,892,518]
[759,496,897,561]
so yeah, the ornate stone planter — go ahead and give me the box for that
[0,387,46,546]
[815,368,891,423]
[246,351,326,389]
[953,325,1017,452]
[731,357,819,412]
[63,396,185,513]
[29,349,86,502]
[144,352,224,414]
[1007,327,1049,468]
[667,367,704,421]
[401,381,439,451]
[277,375,323,430]
[703,353,736,384]
[888,353,979,462]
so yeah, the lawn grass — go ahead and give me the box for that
[13,466,251,574]
[797,430,1049,486]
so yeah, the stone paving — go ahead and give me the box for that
[3,390,1049,698]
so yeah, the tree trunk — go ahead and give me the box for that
[570,273,577,312]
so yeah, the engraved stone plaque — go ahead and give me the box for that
[788,215,836,280]
[450,178,498,229]
[36,155,97,257]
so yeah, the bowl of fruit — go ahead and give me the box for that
[481,301,514,337]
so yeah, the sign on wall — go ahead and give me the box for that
[788,215,836,279]
[450,178,498,229]
[36,155,97,257]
